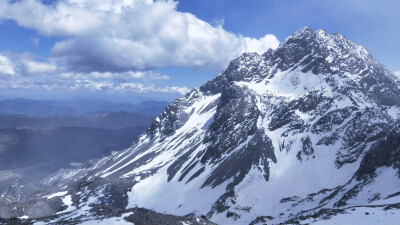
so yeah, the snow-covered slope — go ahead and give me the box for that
[1,27,400,224]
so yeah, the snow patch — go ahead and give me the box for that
[57,195,76,214]
[44,191,68,199]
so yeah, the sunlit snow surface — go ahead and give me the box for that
[44,191,68,199]
[56,195,76,214]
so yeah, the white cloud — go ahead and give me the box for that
[0,0,279,73]
[0,0,105,37]
[0,77,188,95]
[244,34,280,54]
[394,71,400,77]
[124,71,170,81]
[21,60,58,75]
[0,53,61,76]
[0,54,16,76]
[162,86,190,95]
[0,55,185,95]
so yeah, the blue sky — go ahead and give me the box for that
[0,0,398,103]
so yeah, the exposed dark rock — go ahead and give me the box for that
[125,208,216,225]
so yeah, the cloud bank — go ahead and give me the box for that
[0,0,279,72]
[0,53,188,95]
[0,0,279,95]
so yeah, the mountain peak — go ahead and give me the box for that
[284,27,335,42]
[280,27,371,61]
[202,27,399,106]
[285,26,314,40]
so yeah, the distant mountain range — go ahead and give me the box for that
[0,99,168,117]
[0,99,168,190]
[0,111,151,129]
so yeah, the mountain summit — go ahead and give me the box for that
[2,27,400,224]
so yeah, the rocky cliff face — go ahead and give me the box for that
[1,27,400,224]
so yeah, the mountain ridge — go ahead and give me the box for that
[1,27,400,224]
[0,99,168,117]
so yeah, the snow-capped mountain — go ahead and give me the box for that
[1,27,400,224]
